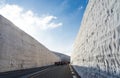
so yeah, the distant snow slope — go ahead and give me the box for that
[52,52,70,62]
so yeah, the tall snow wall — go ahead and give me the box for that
[0,15,60,72]
[71,0,120,78]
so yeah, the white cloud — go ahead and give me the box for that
[78,6,83,10]
[0,3,71,56]
[0,4,62,31]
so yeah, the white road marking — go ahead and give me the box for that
[73,75,77,78]
[69,65,78,78]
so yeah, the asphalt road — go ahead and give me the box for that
[0,65,79,78]
[21,65,73,78]
[0,65,54,78]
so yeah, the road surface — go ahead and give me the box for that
[0,65,80,78]
[24,65,73,78]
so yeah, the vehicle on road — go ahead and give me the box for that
[54,61,70,65]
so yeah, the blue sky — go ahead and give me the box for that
[0,0,88,55]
